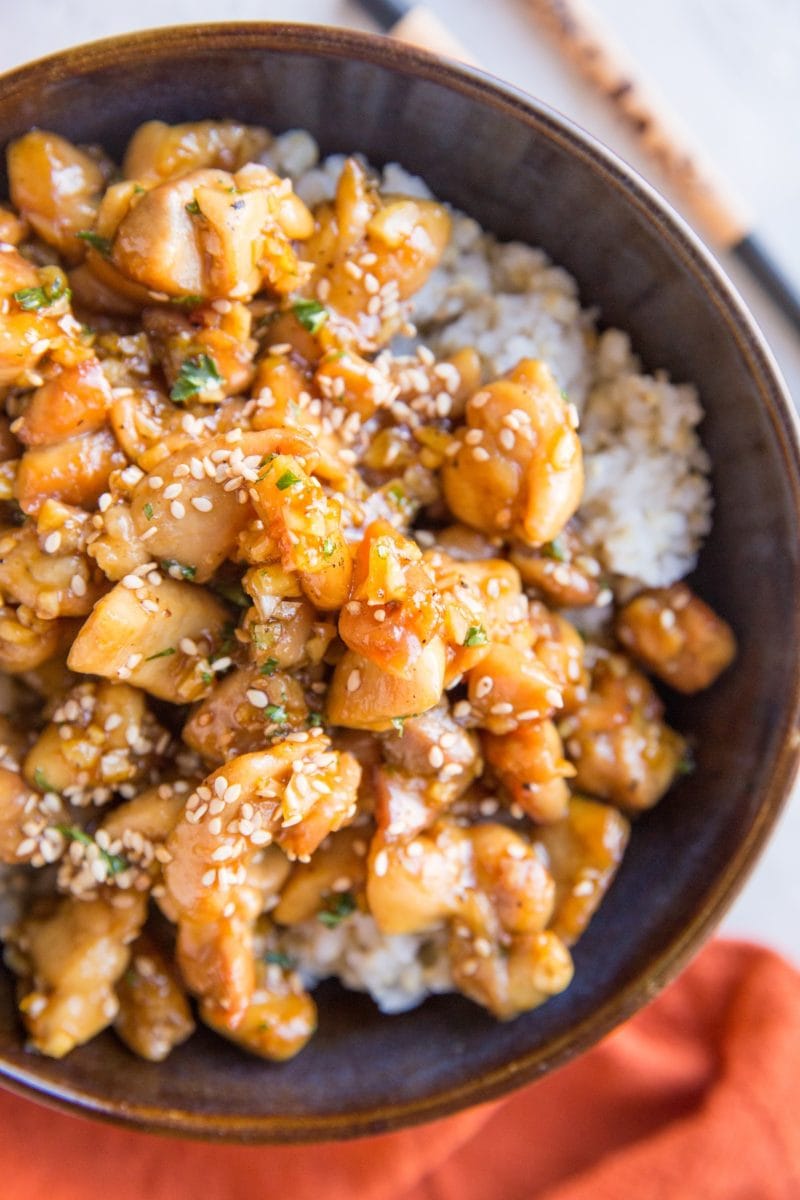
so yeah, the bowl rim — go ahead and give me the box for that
[0,19,799,1144]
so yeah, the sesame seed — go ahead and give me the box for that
[201,869,217,887]
[428,746,445,769]
[246,689,268,708]
[659,608,677,629]
[373,849,388,877]
[499,428,515,451]
[346,669,361,693]
[472,447,490,462]
[122,574,144,590]
[179,637,198,655]
[43,531,61,554]
[545,688,564,708]
[475,676,494,699]
[71,574,87,596]
[98,492,112,512]
[490,701,514,715]
[163,483,182,500]
[170,501,186,520]
[191,497,213,512]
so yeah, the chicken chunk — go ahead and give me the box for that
[67,576,230,703]
[301,158,451,352]
[0,523,104,618]
[442,359,583,546]
[7,130,107,261]
[7,890,147,1057]
[483,719,574,823]
[535,796,630,945]
[114,934,195,1061]
[122,119,272,184]
[183,664,309,763]
[103,166,313,301]
[616,583,736,693]
[562,653,686,811]
[23,681,169,805]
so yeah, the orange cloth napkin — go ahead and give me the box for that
[1,939,798,1199]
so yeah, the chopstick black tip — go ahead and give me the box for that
[354,0,411,32]
[733,234,800,337]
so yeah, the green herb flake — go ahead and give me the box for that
[144,646,175,662]
[33,767,58,794]
[677,749,696,777]
[212,579,250,608]
[12,274,69,311]
[387,484,406,507]
[170,294,204,308]
[260,658,279,676]
[307,711,324,728]
[391,716,406,734]
[143,502,154,521]
[318,892,356,928]
[55,824,128,876]
[76,230,112,257]
[264,950,293,969]
[185,198,202,216]
[541,537,567,562]
[276,469,300,491]
[160,558,197,581]
[264,704,287,724]
[321,536,335,558]
[132,184,146,196]
[292,298,329,335]
[170,353,222,403]
[200,671,214,685]
[463,625,488,648]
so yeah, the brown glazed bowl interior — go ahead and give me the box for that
[0,23,798,1143]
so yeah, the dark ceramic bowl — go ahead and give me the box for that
[0,22,798,1143]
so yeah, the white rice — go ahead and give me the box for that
[279,911,453,1014]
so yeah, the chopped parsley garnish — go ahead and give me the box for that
[260,658,279,676]
[264,950,293,969]
[76,230,112,257]
[12,274,69,311]
[292,298,329,334]
[143,502,154,521]
[200,671,214,685]
[55,825,128,876]
[161,559,196,580]
[463,625,488,648]
[276,469,300,491]
[307,711,324,727]
[33,767,58,794]
[321,536,335,558]
[541,537,567,562]
[318,892,356,927]
[144,646,175,661]
[264,704,287,724]
[170,353,222,403]
[185,198,202,216]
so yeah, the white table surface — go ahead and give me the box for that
[1,0,798,961]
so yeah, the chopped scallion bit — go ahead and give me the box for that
[144,647,175,661]
[76,230,112,257]
[292,298,329,334]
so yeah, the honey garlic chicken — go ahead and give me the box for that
[0,118,735,1063]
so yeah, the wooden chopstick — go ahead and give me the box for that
[354,0,800,337]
